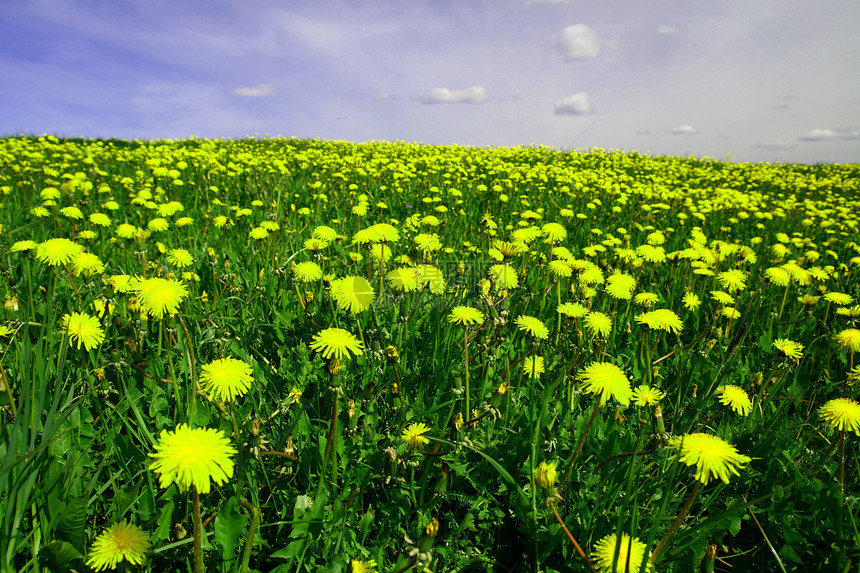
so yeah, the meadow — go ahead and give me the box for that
[0,135,859,572]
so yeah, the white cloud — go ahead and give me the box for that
[555,24,602,60]
[636,129,660,135]
[233,84,275,97]
[554,92,593,115]
[755,140,794,151]
[413,86,491,104]
[799,128,837,141]
[375,93,392,101]
[657,25,682,35]
[800,127,860,141]
[668,125,696,135]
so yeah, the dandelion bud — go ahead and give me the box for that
[385,345,399,362]
[534,460,557,489]
[4,296,19,312]
[751,371,763,387]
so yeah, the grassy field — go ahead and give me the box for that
[1,135,859,572]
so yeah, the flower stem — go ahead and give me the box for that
[650,480,701,564]
[550,501,597,573]
[192,485,204,573]
[561,400,600,487]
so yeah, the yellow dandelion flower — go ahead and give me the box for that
[668,433,751,485]
[824,292,853,306]
[522,356,544,378]
[149,424,236,493]
[605,272,636,300]
[764,267,791,287]
[36,238,82,266]
[632,385,662,406]
[710,290,734,305]
[386,267,418,292]
[682,292,701,310]
[62,312,105,351]
[717,269,747,292]
[167,248,194,268]
[514,315,549,339]
[448,306,485,326]
[85,520,150,572]
[72,252,105,277]
[716,385,752,415]
[89,212,113,227]
[634,292,659,307]
[129,277,188,319]
[773,338,804,360]
[557,302,589,318]
[293,261,323,283]
[583,311,612,337]
[577,362,632,406]
[534,460,557,489]
[310,328,364,360]
[834,329,860,352]
[402,422,431,450]
[331,276,374,314]
[490,263,519,289]
[819,398,860,435]
[635,309,683,334]
[351,559,378,573]
[200,357,254,402]
[591,532,651,573]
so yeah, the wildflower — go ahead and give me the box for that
[293,261,323,283]
[834,329,860,353]
[717,269,748,292]
[313,225,338,241]
[632,385,662,406]
[716,385,752,415]
[108,274,132,293]
[448,306,485,326]
[149,424,236,493]
[36,238,82,266]
[386,267,418,292]
[62,312,105,351]
[542,222,567,243]
[11,240,39,252]
[60,206,84,220]
[798,294,820,306]
[635,309,683,334]
[764,267,790,287]
[310,328,364,360]
[167,248,194,268]
[147,218,169,232]
[557,302,589,318]
[200,357,254,402]
[490,263,519,289]
[634,292,659,308]
[402,422,431,450]
[548,259,573,278]
[819,398,860,435]
[331,276,374,314]
[351,559,377,573]
[514,315,549,339]
[85,520,150,572]
[534,460,557,489]
[414,264,446,294]
[129,277,188,319]
[682,292,701,310]
[72,252,105,277]
[774,339,804,360]
[710,290,734,306]
[249,227,269,240]
[591,532,651,573]
[89,212,112,227]
[824,292,853,306]
[577,362,632,406]
[605,272,636,300]
[288,387,302,404]
[721,307,741,319]
[522,356,544,378]
[667,433,751,484]
[583,311,612,337]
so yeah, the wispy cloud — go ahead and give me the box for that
[668,125,696,135]
[656,25,682,35]
[233,84,275,97]
[554,24,602,60]
[554,92,593,115]
[800,127,860,141]
[754,140,794,151]
[413,87,491,105]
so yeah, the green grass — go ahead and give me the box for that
[0,135,859,572]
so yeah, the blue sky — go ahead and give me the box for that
[2,0,858,163]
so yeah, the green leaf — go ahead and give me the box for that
[40,540,83,573]
[56,496,87,552]
[214,497,249,570]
